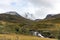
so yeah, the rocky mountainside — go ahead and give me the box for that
[45,14,60,19]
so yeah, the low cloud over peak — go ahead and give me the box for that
[0,0,60,20]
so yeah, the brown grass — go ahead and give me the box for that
[0,34,57,40]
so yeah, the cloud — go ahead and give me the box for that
[0,0,19,12]
[28,0,60,19]
[0,0,60,19]
[29,0,52,7]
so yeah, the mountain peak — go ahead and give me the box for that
[4,11,20,16]
[45,14,60,19]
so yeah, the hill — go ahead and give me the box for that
[0,12,59,39]
[0,11,35,35]
[0,11,33,23]
[45,14,60,20]
[35,14,60,39]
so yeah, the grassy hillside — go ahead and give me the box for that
[0,13,35,35]
[36,18,60,39]
[0,13,60,39]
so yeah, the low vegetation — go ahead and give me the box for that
[0,34,57,40]
[0,13,60,40]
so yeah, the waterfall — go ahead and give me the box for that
[38,33,44,38]
[33,31,44,38]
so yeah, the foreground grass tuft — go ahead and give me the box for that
[0,34,57,40]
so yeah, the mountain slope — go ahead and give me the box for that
[43,14,60,23]
[0,12,33,23]
[0,12,59,39]
[0,11,35,35]
[35,14,60,39]
[3,11,20,16]
[45,14,60,20]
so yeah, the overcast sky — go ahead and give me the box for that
[0,0,60,20]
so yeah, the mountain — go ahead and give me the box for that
[45,14,60,19]
[0,12,60,39]
[0,11,35,34]
[0,11,33,23]
[4,11,20,16]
